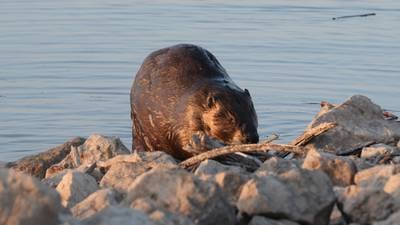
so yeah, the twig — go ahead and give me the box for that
[332,13,376,20]
[179,143,305,169]
[290,122,337,146]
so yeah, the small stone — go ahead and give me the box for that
[82,206,156,225]
[56,170,99,208]
[238,168,335,225]
[354,165,400,188]
[71,188,122,220]
[123,168,236,225]
[0,168,62,225]
[336,185,399,224]
[361,144,397,159]
[194,159,246,176]
[249,216,300,225]
[302,149,356,186]
[254,157,301,177]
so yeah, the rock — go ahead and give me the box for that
[194,159,246,176]
[361,144,397,159]
[99,152,177,192]
[0,168,63,225]
[302,149,356,186]
[300,95,400,155]
[254,157,301,177]
[58,214,84,225]
[238,168,335,225]
[131,197,195,225]
[249,216,300,225]
[354,165,400,188]
[82,206,156,225]
[384,174,400,201]
[349,156,375,171]
[71,188,122,220]
[372,210,400,225]
[56,170,99,208]
[6,137,85,179]
[123,168,236,225]
[46,134,130,177]
[336,185,399,224]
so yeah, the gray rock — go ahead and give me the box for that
[7,137,85,179]
[249,216,300,225]
[361,144,397,159]
[124,168,236,225]
[300,95,400,155]
[46,134,130,177]
[238,168,335,225]
[99,152,177,192]
[71,188,121,220]
[56,170,99,208]
[372,210,400,225]
[82,206,156,225]
[354,165,400,188]
[302,149,356,186]
[0,168,63,225]
[255,157,301,177]
[194,159,246,176]
[336,185,399,224]
[58,214,84,225]
[131,197,195,225]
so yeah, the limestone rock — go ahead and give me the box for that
[46,134,130,177]
[254,157,301,177]
[300,95,400,155]
[131,197,195,225]
[71,188,122,220]
[7,137,85,179]
[194,159,246,176]
[56,170,99,208]
[336,185,399,224]
[82,206,156,225]
[238,168,335,225]
[124,168,236,225]
[99,152,177,192]
[0,168,62,225]
[249,216,300,225]
[302,149,356,186]
[354,165,400,188]
[361,144,398,159]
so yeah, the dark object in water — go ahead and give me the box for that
[332,13,376,20]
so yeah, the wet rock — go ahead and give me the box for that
[372,210,400,225]
[302,149,356,186]
[71,188,122,220]
[56,170,99,208]
[354,165,400,188]
[131,197,195,225]
[82,206,156,225]
[99,152,177,192]
[361,144,397,159]
[0,168,63,225]
[46,134,130,177]
[238,167,335,225]
[336,185,399,224]
[123,168,236,225]
[7,137,85,179]
[249,216,300,225]
[254,157,301,177]
[301,95,400,155]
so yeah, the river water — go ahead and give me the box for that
[1,0,399,161]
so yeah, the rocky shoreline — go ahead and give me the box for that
[1,95,400,225]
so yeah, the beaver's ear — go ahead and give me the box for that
[244,89,250,96]
[206,95,215,108]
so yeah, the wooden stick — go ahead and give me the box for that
[179,143,305,169]
[290,122,337,146]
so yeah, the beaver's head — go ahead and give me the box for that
[200,87,259,145]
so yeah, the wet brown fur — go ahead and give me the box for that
[130,44,258,160]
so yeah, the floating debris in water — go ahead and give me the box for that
[332,13,376,20]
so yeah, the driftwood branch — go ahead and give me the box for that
[290,122,337,146]
[179,143,305,169]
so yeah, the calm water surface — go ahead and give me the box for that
[1,0,399,161]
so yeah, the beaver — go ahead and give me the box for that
[130,44,259,160]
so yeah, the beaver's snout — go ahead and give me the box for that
[245,133,259,143]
